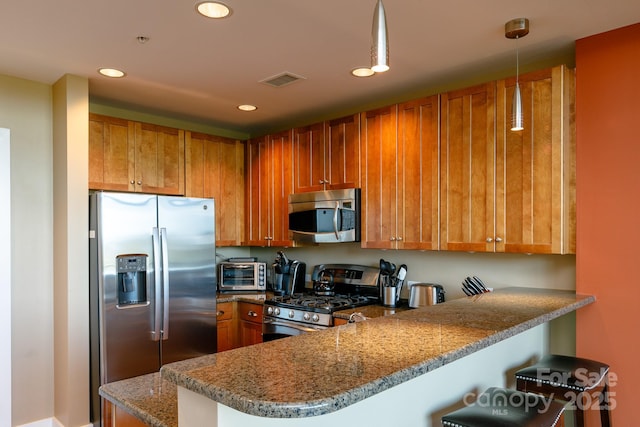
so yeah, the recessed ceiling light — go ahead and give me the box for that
[196,1,232,19]
[237,104,257,112]
[98,68,126,78]
[351,67,375,77]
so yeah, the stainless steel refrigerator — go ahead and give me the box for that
[89,191,217,425]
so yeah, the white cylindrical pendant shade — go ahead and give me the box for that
[371,0,389,72]
[511,83,524,131]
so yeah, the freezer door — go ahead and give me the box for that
[94,192,161,383]
[158,196,217,364]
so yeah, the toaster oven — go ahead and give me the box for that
[218,261,267,292]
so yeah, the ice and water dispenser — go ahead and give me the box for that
[116,254,148,306]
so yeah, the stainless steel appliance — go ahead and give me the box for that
[288,188,361,244]
[89,192,217,426]
[262,264,379,340]
[409,283,445,307]
[218,261,267,292]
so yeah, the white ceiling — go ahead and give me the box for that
[1,1,639,136]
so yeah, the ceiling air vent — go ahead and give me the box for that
[260,72,306,88]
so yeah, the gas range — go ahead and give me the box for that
[263,264,380,336]
[264,293,379,327]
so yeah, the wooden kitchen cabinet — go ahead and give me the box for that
[495,65,576,254]
[237,302,263,347]
[396,96,440,250]
[293,114,361,193]
[360,106,398,248]
[440,65,575,254]
[245,130,294,246]
[440,82,496,252]
[89,114,135,192]
[216,301,236,352]
[293,122,325,193]
[103,400,146,427]
[185,132,244,246]
[360,98,439,250]
[89,113,185,195]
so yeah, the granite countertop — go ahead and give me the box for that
[160,287,594,419]
[100,372,178,427]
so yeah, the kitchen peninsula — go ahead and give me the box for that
[100,288,593,427]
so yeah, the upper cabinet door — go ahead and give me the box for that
[360,106,398,249]
[185,132,245,246]
[293,122,325,193]
[89,113,185,195]
[134,122,185,195]
[89,113,135,192]
[440,82,496,252]
[245,137,272,246]
[325,114,361,190]
[397,96,440,250]
[496,66,576,254]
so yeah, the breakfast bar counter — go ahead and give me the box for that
[100,287,594,427]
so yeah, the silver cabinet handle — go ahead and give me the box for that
[130,180,135,184]
[397,236,402,241]
[390,236,396,241]
[217,310,225,317]
[495,237,503,242]
[137,180,142,185]
[486,237,493,243]
[247,310,258,317]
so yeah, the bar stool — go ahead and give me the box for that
[515,354,611,427]
[441,387,566,427]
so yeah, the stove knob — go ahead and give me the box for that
[312,314,320,323]
[288,310,295,319]
[266,306,273,315]
[274,308,280,316]
[303,313,311,321]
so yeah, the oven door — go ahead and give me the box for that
[262,316,327,341]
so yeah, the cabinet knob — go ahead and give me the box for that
[486,237,493,243]
[137,181,142,185]
[247,310,258,317]
[216,310,225,317]
[318,179,325,184]
[390,237,396,241]
[495,237,503,243]
[130,180,135,185]
[396,236,402,241]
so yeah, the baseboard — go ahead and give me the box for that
[17,418,91,427]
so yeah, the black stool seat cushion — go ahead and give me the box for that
[442,387,565,427]
[515,354,609,392]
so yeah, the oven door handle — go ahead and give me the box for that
[263,317,327,334]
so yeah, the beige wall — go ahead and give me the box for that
[0,74,55,425]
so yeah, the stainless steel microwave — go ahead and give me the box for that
[218,262,267,292]
[288,188,361,244]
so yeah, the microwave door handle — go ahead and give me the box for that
[160,227,170,341]
[333,201,340,240]
[152,227,162,342]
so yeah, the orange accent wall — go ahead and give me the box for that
[576,22,640,424]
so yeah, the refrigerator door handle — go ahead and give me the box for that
[152,227,162,342]
[160,227,170,341]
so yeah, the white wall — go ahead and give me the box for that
[1,128,12,426]
[0,74,54,426]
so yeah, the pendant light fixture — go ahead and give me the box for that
[505,18,529,131]
[371,0,389,73]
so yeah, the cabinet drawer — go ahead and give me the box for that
[216,302,233,321]
[238,302,263,323]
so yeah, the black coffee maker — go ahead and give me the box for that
[272,251,306,296]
